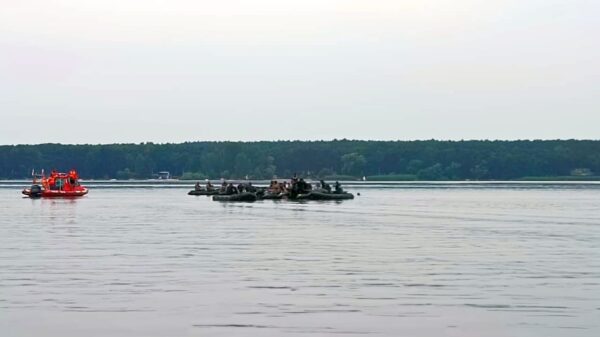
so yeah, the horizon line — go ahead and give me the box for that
[2,138,600,146]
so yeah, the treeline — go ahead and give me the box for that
[1,140,599,180]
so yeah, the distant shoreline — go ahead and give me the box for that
[2,178,600,183]
[2,140,600,181]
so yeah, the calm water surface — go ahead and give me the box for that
[1,183,599,337]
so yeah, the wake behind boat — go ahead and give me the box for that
[22,169,88,198]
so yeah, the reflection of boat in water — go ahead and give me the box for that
[212,192,257,202]
[22,169,88,198]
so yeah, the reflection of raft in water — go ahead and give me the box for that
[294,191,354,201]
[188,190,219,196]
[212,192,257,202]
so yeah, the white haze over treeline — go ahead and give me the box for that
[0,0,599,144]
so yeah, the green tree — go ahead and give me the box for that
[234,153,252,177]
[417,163,446,180]
[471,161,489,180]
[406,159,425,174]
[341,153,367,176]
[3,140,600,180]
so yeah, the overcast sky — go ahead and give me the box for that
[0,0,598,144]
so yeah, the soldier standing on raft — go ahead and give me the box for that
[320,180,331,193]
[334,181,344,194]
[226,183,239,195]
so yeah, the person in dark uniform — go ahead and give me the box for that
[320,180,331,193]
[334,181,344,194]
[226,183,238,195]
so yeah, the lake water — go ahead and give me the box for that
[1,182,599,337]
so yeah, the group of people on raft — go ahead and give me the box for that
[278,177,344,198]
[194,175,345,198]
[43,169,81,190]
[195,180,258,194]
[22,168,88,198]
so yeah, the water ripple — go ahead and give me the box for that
[1,186,600,336]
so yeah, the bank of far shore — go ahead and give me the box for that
[362,174,600,182]
[3,175,600,183]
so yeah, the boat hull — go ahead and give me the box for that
[22,188,89,198]
[212,192,257,202]
[188,190,219,196]
[295,191,354,201]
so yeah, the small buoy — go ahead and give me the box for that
[357,192,361,196]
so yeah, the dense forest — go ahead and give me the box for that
[1,140,599,180]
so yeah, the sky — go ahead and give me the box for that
[0,0,599,144]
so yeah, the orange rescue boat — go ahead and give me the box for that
[22,169,88,198]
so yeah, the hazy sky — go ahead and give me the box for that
[1,0,598,144]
